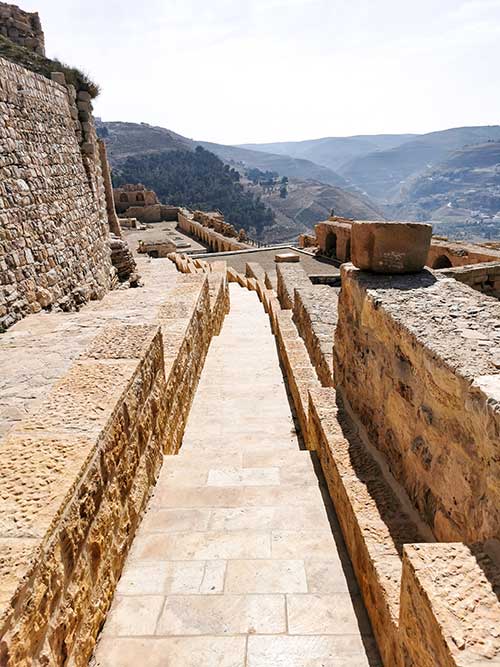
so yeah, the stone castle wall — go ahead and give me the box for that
[334,265,500,543]
[0,57,112,330]
[0,2,45,54]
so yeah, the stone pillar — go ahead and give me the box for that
[98,139,122,238]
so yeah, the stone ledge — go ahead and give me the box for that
[276,262,311,310]
[335,264,500,543]
[307,386,429,667]
[273,309,320,441]
[400,542,500,666]
[0,323,167,666]
[293,286,338,387]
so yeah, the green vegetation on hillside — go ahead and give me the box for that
[113,146,275,234]
[0,34,99,97]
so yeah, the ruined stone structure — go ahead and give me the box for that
[0,5,499,666]
[113,184,178,223]
[0,1,44,54]
[113,183,158,211]
[0,57,113,330]
[310,216,500,299]
[177,208,253,252]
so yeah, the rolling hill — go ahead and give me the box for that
[196,141,348,188]
[98,120,384,242]
[392,141,500,240]
[246,178,385,244]
[240,134,417,171]
[99,121,192,160]
[338,126,500,201]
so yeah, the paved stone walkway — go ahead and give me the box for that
[0,258,178,439]
[93,285,381,666]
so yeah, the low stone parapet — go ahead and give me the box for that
[334,264,500,544]
[293,285,338,387]
[435,260,500,299]
[307,387,429,667]
[276,262,311,310]
[177,209,251,253]
[400,542,500,666]
[0,324,167,665]
[0,270,224,666]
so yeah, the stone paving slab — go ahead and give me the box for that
[0,257,178,439]
[92,285,380,666]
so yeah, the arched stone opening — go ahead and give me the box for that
[433,255,452,269]
[345,239,351,262]
[136,193,145,202]
[119,193,128,203]
[325,232,337,259]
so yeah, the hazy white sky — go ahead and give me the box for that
[22,0,500,144]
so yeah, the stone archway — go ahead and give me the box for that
[325,232,337,259]
[345,239,351,262]
[432,255,453,269]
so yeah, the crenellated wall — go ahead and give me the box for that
[0,57,113,330]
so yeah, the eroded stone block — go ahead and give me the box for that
[351,221,432,273]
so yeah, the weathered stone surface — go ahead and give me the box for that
[436,260,500,299]
[351,221,432,273]
[400,543,500,666]
[315,218,353,262]
[177,209,251,253]
[0,2,45,54]
[307,386,429,667]
[275,252,300,263]
[293,285,338,386]
[0,324,167,667]
[276,262,311,310]
[0,57,112,330]
[334,265,500,543]
[0,268,225,667]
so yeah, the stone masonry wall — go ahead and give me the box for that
[0,271,224,666]
[0,57,112,330]
[436,260,500,299]
[177,209,251,253]
[334,265,500,543]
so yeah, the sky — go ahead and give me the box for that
[21,0,500,144]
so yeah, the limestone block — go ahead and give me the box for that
[307,387,428,667]
[351,221,432,273]
[400,543,500,666]
[50,71,66,86]
[275,252,300,263]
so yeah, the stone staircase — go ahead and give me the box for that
[92,285,381,666]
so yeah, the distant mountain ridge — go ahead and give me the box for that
[97,119,385,242]
[196,141,349,188]
[239,134,417,171]
[338,125,500,201]
[98,120,500,243]
[393,141,500,236]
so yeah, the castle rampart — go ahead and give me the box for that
[0,56,113,330]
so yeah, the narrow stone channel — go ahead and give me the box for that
[93,284,380,666]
